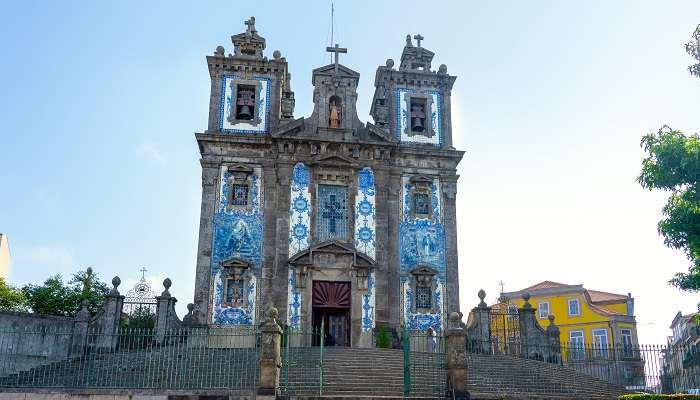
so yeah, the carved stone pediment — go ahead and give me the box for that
[221,257,251,280]
[366,123,399,144]
[289,240,376,270]
[312,153,358,168]
[409,265,438,277]
[271,117,305,137]
[409,175,434,185]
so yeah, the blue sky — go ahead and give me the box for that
[1,1,699,343]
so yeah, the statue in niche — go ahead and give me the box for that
[329,96,342,128]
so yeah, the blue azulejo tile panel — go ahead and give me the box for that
[287,267,302,329]
[400,175,446,332]
[219,75,271,134]
[395,88,443,146]
[210,166,264,325]
[362,271,376,332]
[402,278,445,332]
[288,163,311,256]
[354,167,376,260]
[212,273,257,325]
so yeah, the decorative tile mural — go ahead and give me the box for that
[362,271,376,332]
[219,75,271,134]
[210,165,263,325]
[400,175,446,332]
[287,267,301,329]
[354,167,376,260]
[286,163,309,330]
[395,88,443,146]
[288,163,311,256]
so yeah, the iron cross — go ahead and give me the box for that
[326,43,348,74]
[140,266,148,280]
[413,34,424,47]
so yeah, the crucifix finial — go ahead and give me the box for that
[498,280,505,293]
[413,34,424,47]
[140,266,148,281]
[244,16,257,35]
[325,43,348,74]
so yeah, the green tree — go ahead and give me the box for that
[638,126,700,291]
[22,268,109,317]
[687,24,700,78]
[0,277,29,312]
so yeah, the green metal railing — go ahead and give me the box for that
[403,328,448,398]
[279,323,324,396]
[0,327,260,392]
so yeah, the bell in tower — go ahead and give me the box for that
[410,102,426,132]
[236,87,255,120]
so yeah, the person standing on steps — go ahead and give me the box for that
[426,327,437,353]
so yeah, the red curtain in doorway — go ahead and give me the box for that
[312,281,351,308]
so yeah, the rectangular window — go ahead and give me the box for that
[317,185,349,242]
[413,193,430,216]
[415,286,432,310]
[231,184,249,206]
[569,330,585,361]
[592,329,609,358]
[538,301,550,319]
[621,329,634,358]
[225,278,245,306]
[568,298,581,317]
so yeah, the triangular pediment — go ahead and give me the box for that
[221,257,251,269]
[312,153,358,168]
[272,117,305,138]
[409,265,438,276]
[409,175,434,184]
[365,123,399,144]
[288,240,376,268]
[312,64,360,78]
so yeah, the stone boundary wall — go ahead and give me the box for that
[0,392,256,400]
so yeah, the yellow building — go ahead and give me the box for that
[0,234,9,279]
[498,281,639,354]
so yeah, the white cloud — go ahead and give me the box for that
[17,244,75,270]
[136,142,166,164]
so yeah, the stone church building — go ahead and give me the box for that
[192,17,464,347]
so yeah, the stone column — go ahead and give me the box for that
[517,293,537,358]
[70,300,91,357]
[545,315,561,363]
[95,276,125,350]
[446,312,470,400]
[465,290,491,354]
[155,278,178,343]
[258,307,283,398]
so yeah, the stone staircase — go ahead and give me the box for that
[0,346,628,399]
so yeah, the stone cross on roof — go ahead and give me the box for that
[326,43,348,74]
[245,16,257,35]
[413,34,424,47]
[140,266,148,281]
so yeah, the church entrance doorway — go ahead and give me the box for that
[311,281,351,347]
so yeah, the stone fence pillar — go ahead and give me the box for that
[70,300,90,357]
[258,307,282,398]
[93,276,125,350]
[155,278,181,343]
[466,289,491,354]
[446,312,470,400]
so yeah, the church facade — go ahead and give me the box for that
[192,17,464,347]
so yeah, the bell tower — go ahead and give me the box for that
[306,43,364,134]
[370,34,456,148]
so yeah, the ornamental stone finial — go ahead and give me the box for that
[161,278,172,297]
[478,289,487,308]
[215,46,225,56]
[109,276,121,295]
[386,59,394,69]
[523,292,533,309]
[405,34,412,47]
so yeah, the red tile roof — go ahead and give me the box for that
[520,281,572,292]
[587,290,628,303]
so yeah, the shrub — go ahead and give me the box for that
[376,326,391,348]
